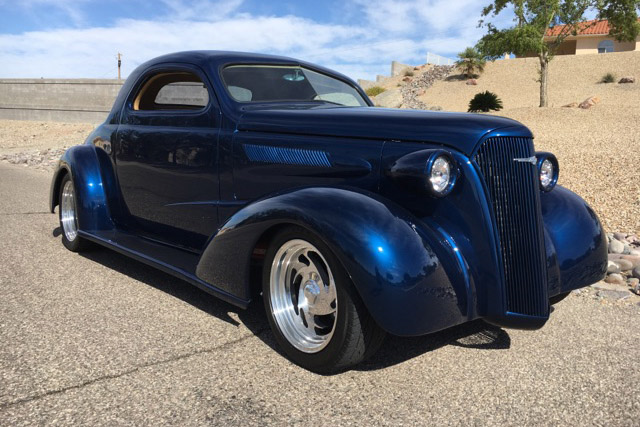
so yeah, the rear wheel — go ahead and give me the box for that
[58,174,88,252]
[263,226,385,373]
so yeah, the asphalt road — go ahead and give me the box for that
[1,162,639,426]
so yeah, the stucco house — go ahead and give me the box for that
[543,19,640,55]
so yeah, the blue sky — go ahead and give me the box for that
[0,0,515,80]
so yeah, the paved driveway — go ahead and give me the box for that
[1,163,638,426]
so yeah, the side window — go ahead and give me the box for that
[133,71,209,111]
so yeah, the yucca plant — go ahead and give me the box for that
[455,47,486,79]
[468,91,503,112]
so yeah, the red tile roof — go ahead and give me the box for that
[545,19,637,37]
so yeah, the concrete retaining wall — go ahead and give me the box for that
[0,79,125,123]
[391,61,413,76]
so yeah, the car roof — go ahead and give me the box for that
[137,50,354,85]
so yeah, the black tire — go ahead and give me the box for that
[58,173,88,252]
[262,226,385,373]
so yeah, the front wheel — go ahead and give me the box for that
[263,226,385,373]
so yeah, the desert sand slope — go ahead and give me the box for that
[418,51,640,235]
[421,51,640,110]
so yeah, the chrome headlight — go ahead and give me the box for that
[536,152,559,192]
[426,152,458,197]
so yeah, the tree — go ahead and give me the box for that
[476,0,640,107]
[455,47,487,78]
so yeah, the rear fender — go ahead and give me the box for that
[196,187,469,336]
[50,145,115,232]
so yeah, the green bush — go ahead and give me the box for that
[365,86,386,97]
[404,69,415,77]
[468,91,503,113]
[600,73,615,83]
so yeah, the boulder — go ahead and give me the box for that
[578,96,600,109]
[618,76,635,84]
[372,88,403,108]
[466,79,478,85]
[633,266,640,280]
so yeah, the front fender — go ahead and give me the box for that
[541,186,607,295]
[49,145,114,232]
[196,187,469,336]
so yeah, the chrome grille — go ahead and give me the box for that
[475,137,548,317]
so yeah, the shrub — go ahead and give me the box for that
[600,73,615,83]
[365,86,386,97]
[403,69,415,77]
[468,91,503,112]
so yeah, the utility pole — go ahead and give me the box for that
[117,52,122,80]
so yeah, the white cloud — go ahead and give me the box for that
[0,0,514,81]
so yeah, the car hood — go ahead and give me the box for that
[236,106,533,156]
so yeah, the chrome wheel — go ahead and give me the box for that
[269,239,338,353]
[60,179,78,242]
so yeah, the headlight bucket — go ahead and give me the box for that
[425,151,458,197]
[535,152,559,192]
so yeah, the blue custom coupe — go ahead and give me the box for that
[50,51,607,373]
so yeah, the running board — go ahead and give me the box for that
[78,230,250,309]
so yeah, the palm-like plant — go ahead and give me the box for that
[455,47,486,79]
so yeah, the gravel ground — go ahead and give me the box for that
[1,163,639,425]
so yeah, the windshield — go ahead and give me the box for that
[221,65,368,107]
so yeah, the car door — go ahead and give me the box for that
[115,64,220,251]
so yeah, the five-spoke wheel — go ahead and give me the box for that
[263,226,385,373]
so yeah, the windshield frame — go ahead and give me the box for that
[218,63,373,108]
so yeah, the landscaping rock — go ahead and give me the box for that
[613,232,627,241]
[607,261,621,274]
[618,76,635,84]
[609,238,625,254]
[620,255,640,268]
[399,65,454,110]
[466,79,478,85]
[615,259,633,272]
[605,273,625,284]
[578,96,600,109]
